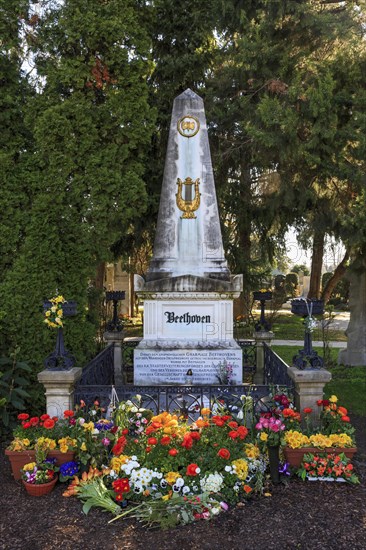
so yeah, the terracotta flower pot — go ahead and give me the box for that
[5,449,37,480]
[48,450,75,466]
[284,446,357,468]
[22,475,58,496]
[5,449,75,480]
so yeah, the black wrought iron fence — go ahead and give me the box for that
[77,344,114,386]
[263,343,294,389]
[75,339,293,418]
[74,383,279,422]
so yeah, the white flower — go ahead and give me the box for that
[224,465,232,472]
[78,418,85,425]
[90,410,97,416]
[92,429,99,435]
[182,486,190,494]
[175,477,184,487]
[237,410,244,420]
[200,472,224,493]
[131,406,138,413]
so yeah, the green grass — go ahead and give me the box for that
[272,345,339,367]
[270,314,346,341]
[324,365,366,416]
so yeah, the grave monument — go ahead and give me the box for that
[134,89,243,384]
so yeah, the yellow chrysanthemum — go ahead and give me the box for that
[309,434,332,448]
[260,432,268,442]
[284,430,310,449]
[58,437,76,452]
[165,471,181,484]
[244,443,260,459]
[82,421,95,431]
[9,438,27,451]
[232,459,249,481]
[110,455,129,471]
[23,462,36,471]
[22,439,31,447]
[328,433,353,447]
[329,395,338,403]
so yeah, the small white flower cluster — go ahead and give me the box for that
[120,457,140,475]
[304,316,318,333]
[128,467,163,493]
[200,472,224,493]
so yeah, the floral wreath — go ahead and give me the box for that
[44,295,66,329]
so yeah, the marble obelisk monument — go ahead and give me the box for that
[134,89,243,384]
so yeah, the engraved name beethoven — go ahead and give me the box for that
[164,312,211,325]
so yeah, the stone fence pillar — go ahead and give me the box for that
[287,367,332,425]
[103,331,125,385]
[37,367,82,417]
[253,331,274,384]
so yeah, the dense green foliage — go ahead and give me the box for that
[0,1,154,404]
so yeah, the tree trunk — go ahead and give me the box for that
[95,262,106,290]
[321,249,350,304]
[307,230,325,299]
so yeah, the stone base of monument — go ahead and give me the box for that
[134,348,242,385]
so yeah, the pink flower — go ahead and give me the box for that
[220,501,229,511]
[102,437,110,446]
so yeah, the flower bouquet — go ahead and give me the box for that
[44,295,66,329]
[62,404,269,528]
[213,359,234,385]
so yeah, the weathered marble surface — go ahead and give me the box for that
[145,89,234,285]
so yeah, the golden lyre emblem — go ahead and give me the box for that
[176,177,201,219]
[177,115,200,138]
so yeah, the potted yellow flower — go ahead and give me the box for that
[283,396,357,468]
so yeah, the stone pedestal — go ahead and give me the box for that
[37,367,82,417]
[338,268,366,366]
[253,331,274,384]
[287,367,332,426]
[103,331,125,385]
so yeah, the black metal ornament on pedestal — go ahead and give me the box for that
[291,299,324,370]
[43,300,77,371]
[253,291,272,332]
[106,291,126,332]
